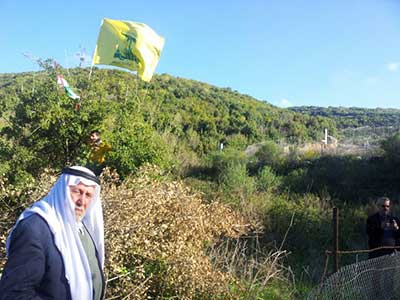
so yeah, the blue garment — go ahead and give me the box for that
[0,214,72,300]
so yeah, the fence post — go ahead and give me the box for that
[333,207,339,273]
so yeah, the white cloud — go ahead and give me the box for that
[279,98,291,107]
[387,62,399,72]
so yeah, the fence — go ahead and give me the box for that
[307,251,400,300]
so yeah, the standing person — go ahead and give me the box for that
[88,130,112,176]
[366,197,400,259]
[0,166,105,300]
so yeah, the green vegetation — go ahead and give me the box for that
[290,105,400,147]
[289,106,400,129]
[2,64,400,299]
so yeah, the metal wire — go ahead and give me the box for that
[308,252,400,300]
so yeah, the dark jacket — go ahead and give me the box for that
[366,212,400,259]
[0,214,71,299]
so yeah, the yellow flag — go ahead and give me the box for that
[92,18,165,82]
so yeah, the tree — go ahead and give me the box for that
[1,62,108,177]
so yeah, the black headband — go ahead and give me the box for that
[61,167,100,185]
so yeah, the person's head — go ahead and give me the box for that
[377,197,391,215]
[62,166,100,221]
[90,130,101,143]
[69,183,95,221]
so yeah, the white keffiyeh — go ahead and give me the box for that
[6,166,104,300]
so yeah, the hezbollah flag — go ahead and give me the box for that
[92,18,165,82]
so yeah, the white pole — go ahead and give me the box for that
[65,49,70,75]
[323,128,328,145]
[89,19,104,80]
[88,47,95,81]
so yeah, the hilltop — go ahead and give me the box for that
[289,105,400,129]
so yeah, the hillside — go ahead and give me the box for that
[289,105,400,129]
[0,69,336,148]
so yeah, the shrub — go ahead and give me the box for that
[107,120,172,178]
[381,132,400,163]
[209,235,294,300]
[102,165,250,299]
[224,134,248,150]
[257,166,281,193]
[282,168,309,193]
[206,149,248,182]
[219,162,255,207]
[253,140,284,172]
[263,193,332,282]
[301,149,320,161]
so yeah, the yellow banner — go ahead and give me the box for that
[92,18,165,82]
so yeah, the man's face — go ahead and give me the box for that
[69,183,95,220]
[90,132,100,143]
[380,200,391,215]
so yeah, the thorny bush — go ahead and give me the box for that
[102,165,251,299]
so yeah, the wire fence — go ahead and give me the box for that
[307,251,400,300]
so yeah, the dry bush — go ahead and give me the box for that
[101,165,251,299]
[208,235,292,298]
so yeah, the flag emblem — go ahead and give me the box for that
[92,18,165,82]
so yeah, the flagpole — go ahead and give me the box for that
[65,49,70,76]
[88,47,95,81]
[135,71,138,101]
[89,18,104,81]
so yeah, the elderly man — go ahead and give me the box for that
[366,196,400,259]
[0,166,105,300]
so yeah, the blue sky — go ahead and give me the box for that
[1,0,399,108]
